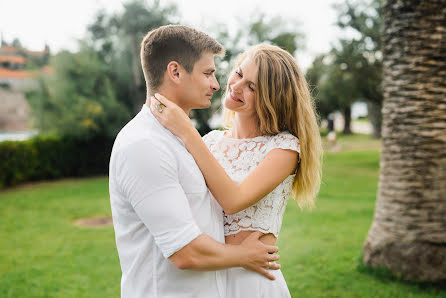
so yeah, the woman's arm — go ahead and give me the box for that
[149,94,298,214]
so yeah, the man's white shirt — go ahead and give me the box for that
[109,104,226,298]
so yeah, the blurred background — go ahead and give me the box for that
[0,0,378,140]
[0,0,444,297]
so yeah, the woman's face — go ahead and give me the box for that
[224,56,258,117]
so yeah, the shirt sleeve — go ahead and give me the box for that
[117,140,202,258]
[265,132,301,163]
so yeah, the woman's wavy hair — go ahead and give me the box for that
[223,44,322,208]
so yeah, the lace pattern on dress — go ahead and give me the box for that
[203,130,300,238]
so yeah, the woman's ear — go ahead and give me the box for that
[166,61,181,84]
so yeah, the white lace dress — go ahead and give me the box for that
[203,130,301,298]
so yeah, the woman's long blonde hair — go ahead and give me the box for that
[223,44,322,208]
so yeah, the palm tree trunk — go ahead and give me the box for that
[367,101,382,138]
[363,0,446,281]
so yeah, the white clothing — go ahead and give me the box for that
[203,129,300,298]
[203,130,300,238]
[109,105,225,298]
[226,268,291,298]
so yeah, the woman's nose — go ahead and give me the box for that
[232,80,242,94]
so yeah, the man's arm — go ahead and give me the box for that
[169,232,280,280]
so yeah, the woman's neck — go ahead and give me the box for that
[229,113,261,139]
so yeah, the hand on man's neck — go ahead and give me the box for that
[146,86,191,115]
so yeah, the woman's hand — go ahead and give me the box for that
[149,93,199,143]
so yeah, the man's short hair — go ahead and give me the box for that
[141,25,225,94]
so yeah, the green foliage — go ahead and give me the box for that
[0,135,113,188]
[26,1,178,139]
[247,14,304,55]
[335,0,383,137]
[307,0,382,136]
[28,48,130,138]
[307,55,342,119]
[26,1,305,137]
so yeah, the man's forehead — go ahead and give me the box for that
[195,52,216,68]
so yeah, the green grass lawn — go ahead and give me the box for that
[0,134,444,297]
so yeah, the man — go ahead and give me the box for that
[109,25,280,298]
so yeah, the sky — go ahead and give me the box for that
[0,0,348,70]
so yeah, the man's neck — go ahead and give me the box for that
[149,87,191,115]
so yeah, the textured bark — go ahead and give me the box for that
[363,0,446,281]
[367,101,382,138]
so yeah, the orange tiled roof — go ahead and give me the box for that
[0,45,20,53]
[0,55,26,64]
[0,68,32,78]
[1,45,48,57]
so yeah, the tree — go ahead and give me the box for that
[28,46,130,138]
[363,0,446,281]
[247,14,304,55]
[11,38,22,48]
[334,0,383,137]
[306,0,382,135]
[307,45,363,134]
[306,55,335,120]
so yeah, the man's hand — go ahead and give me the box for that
[149,93,198,143]
[239,231,281,280]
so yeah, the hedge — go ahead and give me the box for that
[0,135,114,188]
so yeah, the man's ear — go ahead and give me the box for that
[166,61,182,84]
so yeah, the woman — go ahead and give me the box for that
[151,44,322,297]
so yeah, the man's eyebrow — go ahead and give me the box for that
[205,68,216,72]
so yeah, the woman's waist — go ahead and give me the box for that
[225,230,277,245]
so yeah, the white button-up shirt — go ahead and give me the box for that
[109,104,226,298]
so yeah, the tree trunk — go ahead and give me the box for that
[363,0,446,281]
[367,101,382,138]
[342,106,352,134]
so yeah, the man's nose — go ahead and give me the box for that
[211,76,220,92]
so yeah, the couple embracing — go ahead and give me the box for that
[109,24,322,298]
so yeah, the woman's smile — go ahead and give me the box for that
[229,89,244,102]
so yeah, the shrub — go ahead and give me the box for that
[0,135,114,188]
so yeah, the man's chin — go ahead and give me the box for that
[193,100,212,110]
